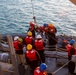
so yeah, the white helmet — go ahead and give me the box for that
[14,36,19,41]
[36,34,42,39]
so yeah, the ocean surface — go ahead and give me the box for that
[0,0,76,36]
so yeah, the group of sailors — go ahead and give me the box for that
[13,21,76,75]
[13,21,57,75]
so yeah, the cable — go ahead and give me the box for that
[31,0,34,17]
[46,32,58,43]
[53,61,70,74]
[31,0,37,24]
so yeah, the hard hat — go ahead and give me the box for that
[14,36,19,41]
[27,31,32,36]
[70,39,75,45]
[30,22,35,27]
[48,24,54,27]
[43,23,48,27]
[27,44,32,50]
[36,34,42,39]
[18,37,23,42]
[40,63,47,71]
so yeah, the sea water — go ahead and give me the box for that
[0,0,76,36]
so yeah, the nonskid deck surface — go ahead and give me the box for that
[0,55,69,75]
[46,58,69,75]
[0,34,76,75]
[17,57,69,75]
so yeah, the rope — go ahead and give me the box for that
[31,0,34,17]
[31,0,37,24]
[53,61,70,74]
[56,48,67,52]
[46,32,58,43]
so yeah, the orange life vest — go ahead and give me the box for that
[25,36,33,45]
[47,24,56,33]
[34,67,47,75]
[49,26,56,33]
[35,40,44,50]
[66,44,73,55]
[26,50,37,61]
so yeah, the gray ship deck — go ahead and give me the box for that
[17,57,69,75]
[0,33,76,75]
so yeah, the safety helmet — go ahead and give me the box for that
[43,23,48,27]
[70,39,75,45]
[30,22,35,27]
[14,36,19,41]
[36,34,42,39]
[40,63,47,71]
[48,24,54,28]
[18,37,23,42]
[27,31,32,36]
[27,44,32,50]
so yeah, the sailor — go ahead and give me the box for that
[66,39,76,60]
[34,34,46,63]
[47,24,58,46]
[18,37,24,44]
[42,23,48,38]
[44,23,57,51]
[29,22,35,38]
[25,44,41,71]
[48,24,57,34]
[34,63,54,75]
[13,36,24,66]
[34,63,47,75]
[24,31,34,46]
[68,55,76,75]
[43,23,48,32]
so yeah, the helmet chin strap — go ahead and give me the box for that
[69,0,76,5]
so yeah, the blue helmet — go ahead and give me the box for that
[70,39,75,45]
[40,63,47,71]
[43,23,48,27]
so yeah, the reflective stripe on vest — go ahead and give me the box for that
[34,67,47,75]
[26,50,37,61]
[25,36,33,45]
[35,40,44,50]
[13,40,20,50]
